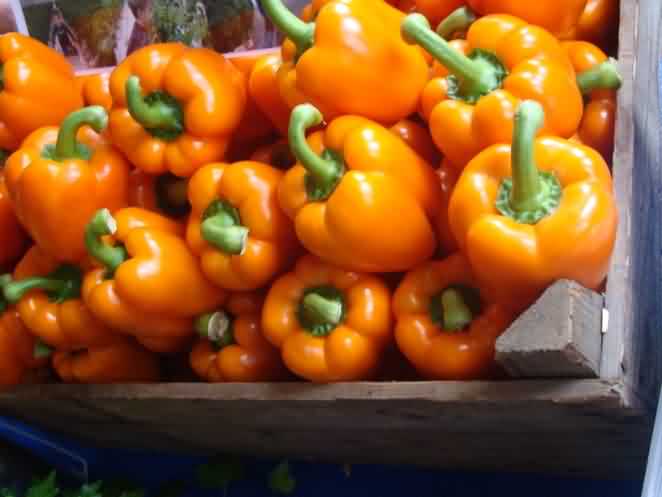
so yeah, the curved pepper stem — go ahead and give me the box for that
[85,208,128,276]
[3,265,82,305]
[261,0,315,55]
[440,288,474,331]
[401,14,506,103]
[436,6,477,40]
[576,59,623,95]
[42,106,108,161]
[201,200,249,255]
[195,311,235,348]
[34,340,54,360]
[125,76,184,140]
[298,286,345,337]
[289,104,344,201]
[155,173,190,217]
[496,100,562,224]
[0,274,12,313]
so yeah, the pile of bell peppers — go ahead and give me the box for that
[0,0,622,385]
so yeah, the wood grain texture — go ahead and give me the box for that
[496,281,603,378]
[0,380,651,478]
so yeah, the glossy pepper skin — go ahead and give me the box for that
[393,253,514,379]
[261,0,429,124]
[262,255,392,382]
[249,53,292,137]
[413,0,464,27]
[389,119,441,166]
[403,12,584,169]
[279,104,441,272]
[53,340,160,384]
[0,161,28,271]
[0,33,83,152]
[448,101,617,310]
[83,208,225,354]
[564,0,620,51]
[4,245,120,351]
[0,305,48,388]
[191,292,287,382]
[436,160,460,255]
[128,169,190,219]
[187,161,298,291]
[76,71,113,110]
[4,107,129,263]
[466,0,588,38]
[563,41,622,163]
[109,43,247,177]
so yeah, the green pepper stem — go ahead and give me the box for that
[301,292,343,330]
[261,0,315,54]
[509,101,546,212]
[576,59,623,95]
[125,76,182,133]
[0,274,12,313]
[289,104,344,199]
[33,340,53,359]
[200,200,249,255]
[440,288,474,331]
[436,6,477,40]
[54,106,108,160]
[85,208,127,275]
[402,14,497,96]
[195,311,235,348]
[4,277,68,304]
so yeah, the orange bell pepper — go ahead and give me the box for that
[109,43,246,177]
[191,291,287,382]
[83,208,224,353]
[414,0,465,29]
[403,12,583,169]
[466,0,588,38]
[186,161,299,291]
[448,101,617,310]
[563,0,619,51]
[249,53,292,137]
[128,169,190,219]
[0,161,28,271]
[563,41,622,163]
[262,255,392,382]
[389,119,441,166]
[0,33,83,152]
[436,160,460,255]
[250,140,296,169]
[4,106,129,263]
[52,340,160,384]
[279,104,441,272]
[3,245,121,352]
[262,0,429,124]
[76,71,113,110]
[393,253,514,379]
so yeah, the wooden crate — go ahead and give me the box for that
[0,0,657,479]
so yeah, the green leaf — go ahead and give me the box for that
[27,472,59,497]
[268,461,296,495]
[0,487,16,497]
[196,457,245,490]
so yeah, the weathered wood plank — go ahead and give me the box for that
[496,280,603,378]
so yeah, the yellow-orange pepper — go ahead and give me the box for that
[53,340,160,384]
[76,71,113,110]
[393,253,514,379]
[403,12,583,168]
[563,41,622,163]
[4,107,129,263]
[0,159,28,271]
[191,292,287,382]
[128,169,190,219]
[389,119,441,166]
[83,207,224,353]
[249,53,292,138]
[466,0,588,38]
[0,33,83,152]
[448,101,617,311]
[279,104,441,272]
[414,0,465,27]
[563,0,619,51]
[109,43,246,177]
[262,0,429,124]
[436,160,460,255]
[262,255,392,382]
[186,161,298,291]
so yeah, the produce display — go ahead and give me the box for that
[0,0,622,386]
